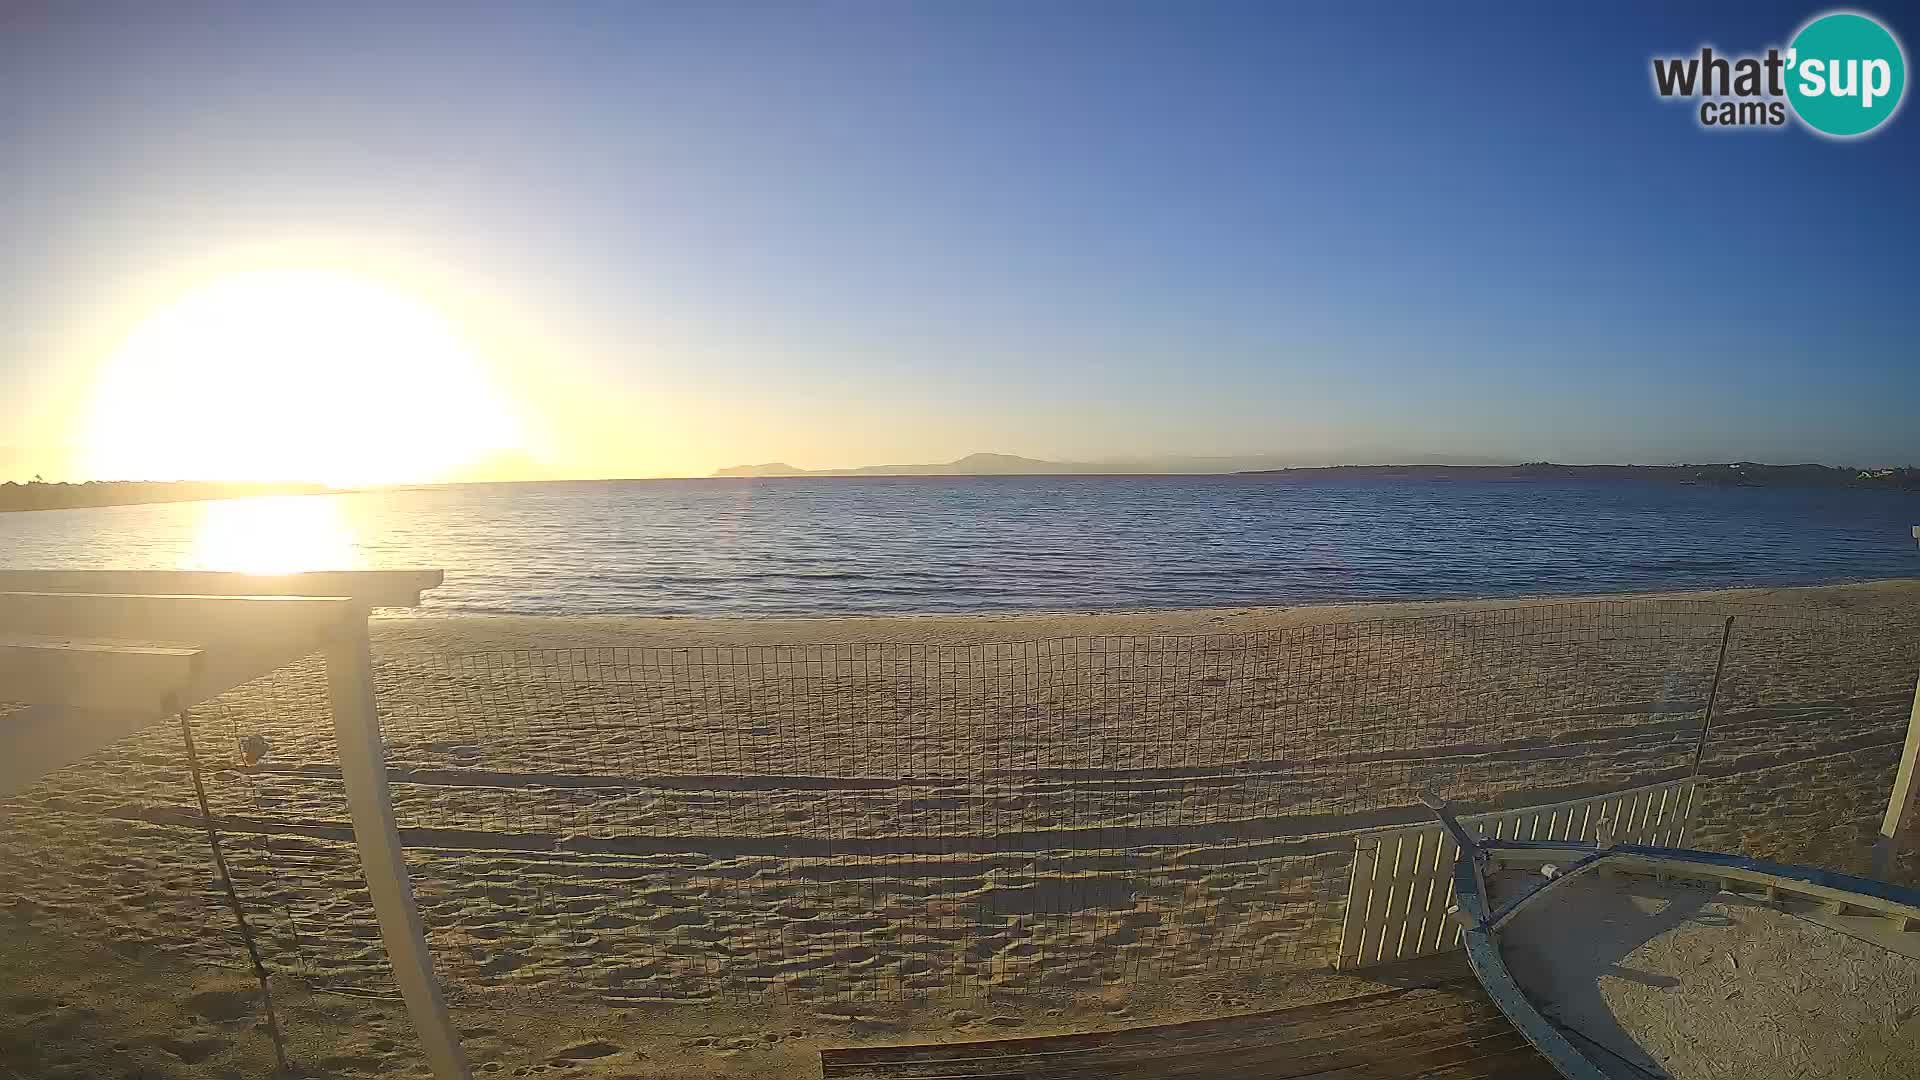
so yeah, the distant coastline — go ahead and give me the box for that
[6,461,1915,515]
[0,480,330,513]
[713,451,1510,477]
[715,453,1919,490]
[1241,462,1920,489]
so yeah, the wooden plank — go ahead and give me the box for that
[1877,660,1920,879]
[822,977,1519,1079]
[1482,847,1920,927]
[325,619,469,1080]
[1624,789,1648,842]
[0,592,356,712]
[0,591,352,645]
[823,979,1483,1068]
[0,570,443,609]
[1657,784,1691,846]
[0,637,210,797]
[1675,780,1696,846]
[848,998,1496,1078]
[0,636,202,715]
[1646,787,1670,846]
[835,1010,1527,1080]
[1358,831,1399,964]
[1417,1040,1564,1080]
[1388,828,1426,961]
[1137,1014,1517,1080]
[1398,831,1442,961]
[1612,853,1920,921]
[1336,840,1376,970]
[1642,787,1664,841]
[1423,830,1461,954]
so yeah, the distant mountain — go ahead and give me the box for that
[716,453,1091,477]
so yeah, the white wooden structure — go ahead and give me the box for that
[1338,778,1696,970]
[1877,523,1920,879]
[0,570,469,1080]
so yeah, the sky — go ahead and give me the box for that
[2,1,1917,483]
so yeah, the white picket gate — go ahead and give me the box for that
[1337,778,1697,970]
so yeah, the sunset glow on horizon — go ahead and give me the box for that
[4,5,1917,486]
[81,269,527,487]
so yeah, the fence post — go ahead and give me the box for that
[325,616,471,1080]
[1688,616,1736,778]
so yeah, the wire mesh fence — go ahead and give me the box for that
[2,598,1915,1022]
[362,599,1915,1009]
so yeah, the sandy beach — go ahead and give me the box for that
[3,579,1918,1079]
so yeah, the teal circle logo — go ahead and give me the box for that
[1787,12,1907,137]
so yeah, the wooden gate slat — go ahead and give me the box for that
[1338,779,1693,969]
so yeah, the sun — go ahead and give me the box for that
[83,269,524,487]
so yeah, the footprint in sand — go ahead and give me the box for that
[155,1035,231,1064]
[185,989,254,1022]
[549,1040,621,1063]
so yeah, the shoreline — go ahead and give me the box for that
[370,576,1920,653]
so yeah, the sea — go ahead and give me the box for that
[1,476,1915,616]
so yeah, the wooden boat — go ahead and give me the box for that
[1423,794,1920,1079]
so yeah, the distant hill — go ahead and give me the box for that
[0,479,331,512]
[716,453,1096,477]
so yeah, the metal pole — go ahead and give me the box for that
[1689,616,1736,778]
[178,708,290,1074]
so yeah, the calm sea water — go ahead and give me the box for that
[0,476,1915,616]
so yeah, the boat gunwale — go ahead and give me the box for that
[1449,841,1920,1080]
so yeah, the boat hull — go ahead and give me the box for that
[1449,842,1920,1080]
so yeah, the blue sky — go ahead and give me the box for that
[2,1,1916,480]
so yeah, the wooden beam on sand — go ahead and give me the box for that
[0,569,443,610]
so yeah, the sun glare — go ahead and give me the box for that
[189,494,361,574]
[83,269,523,487]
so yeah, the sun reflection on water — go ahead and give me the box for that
[188,496,361,574]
